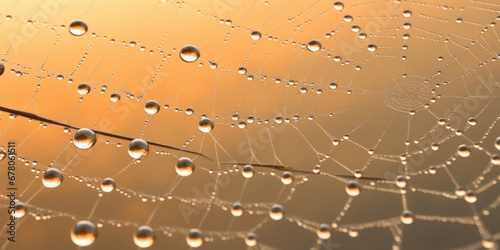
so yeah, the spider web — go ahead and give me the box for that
[0,0,500,249]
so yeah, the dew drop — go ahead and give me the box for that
[367,44,377,52]
[317,224,331,239]
[281,172,293,185]
[144,100,160,115]
[133,226,155,248]
[231,202,244,216]
[69,21,88,36]
[307,40,322,52]
[128,139,149,159]
[198,118,214,133]
[245,233,257,247]
[464,190,477,203]
[42,168,63,188]
[186,229,203,248]
[176,157,195,176]
[71,220,97,247]
[333,2,344,11]
[269,204,284,220]
[396,175,407,188]
[77,83,91,95]
[101,178,116,192]
[110,93,121,102]
[242,165,255,178]
[73,128,97,149]
[400,210,414,224]
[457,144,471,157]
[250,31,262,40]
[179,45,200,63]
[345,181,360,196]
[13,202,27,218]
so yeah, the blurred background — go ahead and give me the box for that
[0,0,499,249]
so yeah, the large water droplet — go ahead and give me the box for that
[307,40,322,52]
[42,168,63,188]
[69,21,88,36]
[128,139,149,159]
[186,229,203,248]
[71,220,97,247]
[198,118,214,133]
[176,157,195,176]
[180,45,200,63]
[73,128,97,149]
[133,226,155,248]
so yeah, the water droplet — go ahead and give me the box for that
[247,116,255,123]
[128,139,149,159]
[402,10,412,18]
[345,181,360,196]
[71,221,97,247]
[242,165,254,178]
[0,63,4,76]
[482,237,496,249]
[250,31,262,40]
[429,166,437,174]
[275,116,284,124]
[458,144,471,157]
[134,226,155,248]
[69,21,88,36]
[179,45,200,63]
[176,157,195,176]
[110,93,121,102]
[307,40,321,52]
[281,172,293,185]
[317,224,331,239]
[198,118,214,133]
[455,186,466,196]
[185,107,194,115]
[354,169,362,178]
[186,229,203,248]
[238,67,247,74]
[348,227,359,237]
[73,128,97,149]
[77,83,91,95]
[343,15,353,22]
[490,154,500,165]
[245,233,257,246]
[144,100,160,115]
[351,25,360,32]
[400,210,414,224]
[464,190,477,203]
[468,118,477,126]
[333,2,344,11]
[396,175,407,188]
[101,178,116,192]
[42,168,63,188]
[367,44,377,52]
[269,204,284,220]
[13,202,27,218]
[495,137,500,150]
[238,121,247,129]
[231,202,244,216]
